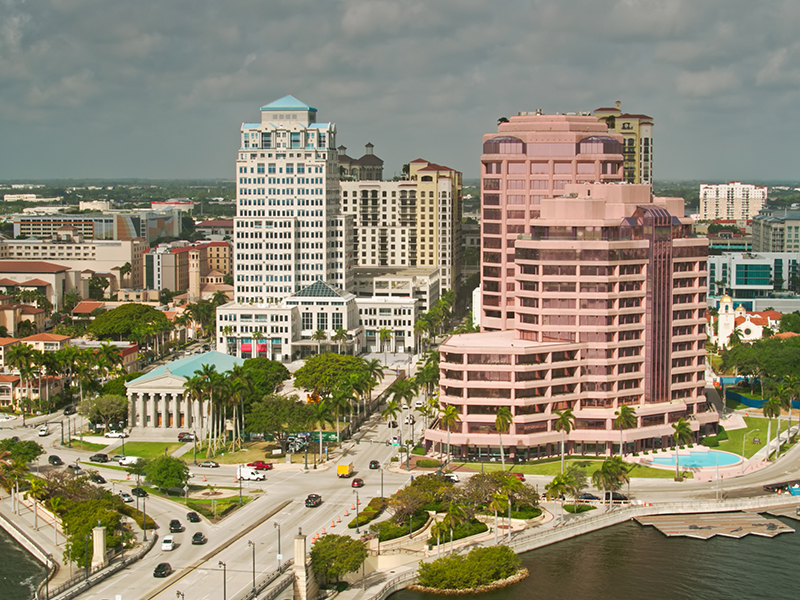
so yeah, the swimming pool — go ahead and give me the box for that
[649,450,740,468]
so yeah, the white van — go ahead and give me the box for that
[118,456,141,466]
[237,466,265,481]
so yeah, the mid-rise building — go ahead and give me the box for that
[699,182,767,221]
[337,144,384,181]
[340,159,462,291]
[752,208,800,252]
[480,112,624,331]
[426,183,716,460]
[708,251,799,299]
[144,246,191,293]
[594,101,654,184]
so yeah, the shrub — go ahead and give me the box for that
[717,426,729,441]
[633,452,639,457]
[348,498,387,529]
[428,518,487,546]
[371,511,429,542]
[510,505,541,520]
[564,504,596,514]
[390,457,399,462]
[416,545,521,590]
[701,436,720,447]
[416,459,441,468]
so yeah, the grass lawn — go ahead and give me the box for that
[110,442,185,459]
[180,441,336,466]
[564,504,596,514]
[725,398,750,410]
[62,440,108,452]
[721,416,794,459]
[452,458,691,479]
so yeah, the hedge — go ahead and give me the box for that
[416,459,441,468]
[417,545,522,590]
[370,510,429,542]
[564,504,596,514]
[348,498,387,529]
[428,518,488,546]
[510,505,541,519]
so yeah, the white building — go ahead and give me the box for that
[707,251,799,299]
[707,295,782,348]
[232,95,354,306]
[700,182,768,221]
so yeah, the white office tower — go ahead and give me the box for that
[233,95,353,305]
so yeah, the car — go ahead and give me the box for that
[509,472,526,482]
[403,415,416,425]
[177,432,195,442]
[63,405,77,415]
[369,460,380,470]
[117,456,142,466]
[414,400,424,409]
[89,453,109,463]
[604,492,628,502]
[119,492,133,503]
[161,536,175,552]
[104,431,128,438]
[391,435,402,445]
[305,493,322,508]
[186,511,201,523]
[191,532,207,545]
[246,461,274,471]
[153,562,172,577]
[199,461,219,468]
[351,478,365,488]
[579,493,600,501]
[387,420,398,428]
[131,487,148,498]
[38,426,49,437]
[169,519,183,533]
[89,474,107,484]
[48,455,63,466]
[67,464,83,475]
[401,402,409,410]
[444,473,459,483]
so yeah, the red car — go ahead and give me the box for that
[351,478,365,488]
[247,461,274,471]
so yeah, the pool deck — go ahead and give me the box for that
[631,446,769,482]
[635,511,795,539]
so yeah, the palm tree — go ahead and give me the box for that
[387,377,418,411]
[613,405,638,456]
[6,344,34,424]
[98,343,124,378]
[363,359,384,403]
[413,317,431,352]
[312,328,327,356]
[329,382,357,442]
[785,375,800,442]
[184,375,206,434]
[252,331,264,358]
[592,456,628,507]
[727,327,743,348]
[553,408,576,473]
[762,396,782,461]
[381,399,401,425]
[378,327,392,365]
[226,365,252,451]
[195,364,221,456]
[24,477,46,530]
[119,262,132,287]
[489,492,508,545]
[440,404,460,463]
[671,417,694,479]
[494,406,513,470]
[332,327,348,354]
[441,500,466,553]
[307,399,334,465]
[545,474,569,524]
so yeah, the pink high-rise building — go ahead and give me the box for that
[480,113,624,331]
[426,183,718,460]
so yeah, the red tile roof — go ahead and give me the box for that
[0,338,20,346]
[0,374,20,383]
[0,261,69,273]
[72,301,104,315]
[22,333,71,342]
[755,310,783,320]
[18,278,52,287]
[772,332,799,340]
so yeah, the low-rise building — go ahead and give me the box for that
[707,296,782,348]
[70,340,140,373]
[0,261,87,311]
[21,333,71,353]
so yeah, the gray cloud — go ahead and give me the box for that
[0,0,798,181]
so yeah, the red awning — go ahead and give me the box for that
[258,343,268,351]
[240,343,252,351]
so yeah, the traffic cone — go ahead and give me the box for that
[321,527,326,535]
[337,515,341,523]
[357,498,361,505]
[202,475,206,482]
[126,473,129,481]
[344,509,349,517]
[234,476,238,483]
[351,503,355,510]
[331,519,336,528]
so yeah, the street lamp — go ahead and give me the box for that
[274,522,282,573]
[247,540,256,594]
[120,434,125,457]
[142,496,147,542]
[219,561,227,600]
[380,468,384,498]
[353,489,360,533]
[192,430,198,465]
[741,428,758,475]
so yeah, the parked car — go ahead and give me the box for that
[48,455,63,466]
[119,492,133,503]
[444,473,459,483]
[369,460,380,470]
[579,493,600,501]
[305,493,322,508]
[38,426,49,437]
[169,519,183,533]
[403,415,416,425]
[117,456,141,466]
[89,453,109,463]
[131,487,148,498]
[186,511,201,523]
[351,478,364,488]
[161,536,175,552]
[90,474,107,484]
[387,420,398,428]
[177,432,195,442]
[153,562,172,577]
[63,405,77,415]
[104,431,128,438]
[67,464,83,475]
[414,400,424,409]
[604,492,628,502]
[509,472,526,481]
[199,461,219,468]
[246,461,273,471]
[191,532,207,545]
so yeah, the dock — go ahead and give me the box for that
[635,512,795,539]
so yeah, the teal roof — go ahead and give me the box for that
[128,351,244,384]
[261,95,317,112]
[290,280,345,298]
[242,123,261,129]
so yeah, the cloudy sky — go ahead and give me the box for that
[1,0,798,182]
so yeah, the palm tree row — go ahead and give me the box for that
[413,289,456,350]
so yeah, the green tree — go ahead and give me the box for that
[332,327,348,354]
[245,394,313,452]
[671,417,694,479]
[0,438,45,464]
[144,455,190,491]
[242,358,290,398]
[307,399,334,464]
[441,500,466,553]
[378,327,392,364]
[312,328,327,356]
[89,303,168,341]
[61,498,122,568]
[553,408,576,473]
[381,399,402,424]
[488,492,508,545]
[762,396,782,460]
[613,405,638,456]
[592,456,628,506]
[293,354,369,399]
[78,395,128,432]
[440,404,460,463]
[309,534,367,584]
[494,406,512,471]
[88,275,110,300]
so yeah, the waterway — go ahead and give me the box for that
[393,518,800,600]
[0,527,47,600]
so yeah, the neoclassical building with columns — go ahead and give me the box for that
[125,351,243,434]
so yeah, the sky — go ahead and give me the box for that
[1,0,799,182]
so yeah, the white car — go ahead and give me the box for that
[104,431,128,438]
[38,427,49,437]
[414,400,424,409]
[161,536,175,552]
[401,402,410,410]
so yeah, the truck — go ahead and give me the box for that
[337,462,354,478]
[237,466,266,481]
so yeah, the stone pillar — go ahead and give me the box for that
[292,528,318,600]
[140,394,148,429]
[175,393,182,429]
[91,525,107,569]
